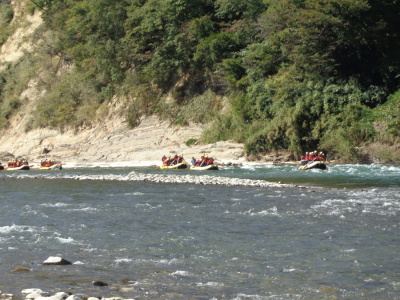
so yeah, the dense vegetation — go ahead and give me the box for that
[1,0,400,162]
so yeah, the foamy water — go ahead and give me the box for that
[0,164,399,299]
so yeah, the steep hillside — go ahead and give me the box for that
[0,0,399,165]
[0,0,249,166]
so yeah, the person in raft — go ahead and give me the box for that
[8,159,29,167]
[300,151,325,162]
[192,155,215,167]
[162,154,185,166]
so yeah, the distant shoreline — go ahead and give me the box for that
[4,160,398,171]
[4,159,373,170]
[27,160,303,169]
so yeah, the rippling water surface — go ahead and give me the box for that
[0,164,399,299]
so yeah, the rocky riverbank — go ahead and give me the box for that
[1,288,134,300]
[2,255,137,300]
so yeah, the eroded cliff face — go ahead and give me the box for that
[0,0,247,166]
[0,107,247,166]
[0,0,42,68]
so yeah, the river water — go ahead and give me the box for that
[0,164,399,299]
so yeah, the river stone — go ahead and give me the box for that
[0,293,13,300]
[37,292,69,300]
[24,290,51,300]
[43,257,72,265]
[26,292,42,300]
[22,289,48,295]
[65,295,81,300]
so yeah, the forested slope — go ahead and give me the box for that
[1,0,399,162]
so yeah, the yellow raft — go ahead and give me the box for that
[159,162,188,169]
[190,164,219,170]
[38,163,62,170]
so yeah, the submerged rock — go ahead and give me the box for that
[92,281,108,287]
[11,267,31,272]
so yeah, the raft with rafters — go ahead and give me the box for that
[39,163,62,170]
[6,165,30,171]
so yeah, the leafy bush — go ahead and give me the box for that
[185,138,198,147]
[174,90,223,124]
[0,3,13,23]
[32,72,101,130]
[0,55,39,130]
[0,3,14,46]
[194,32,244,70]
[319,104,376,161]
[202,112,250,144]
[370,90,400,143]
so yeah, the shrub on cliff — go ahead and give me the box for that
[0,3,14,46]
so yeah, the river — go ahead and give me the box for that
[0,163,399,299]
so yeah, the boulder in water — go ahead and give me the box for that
[43,257,72,265]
